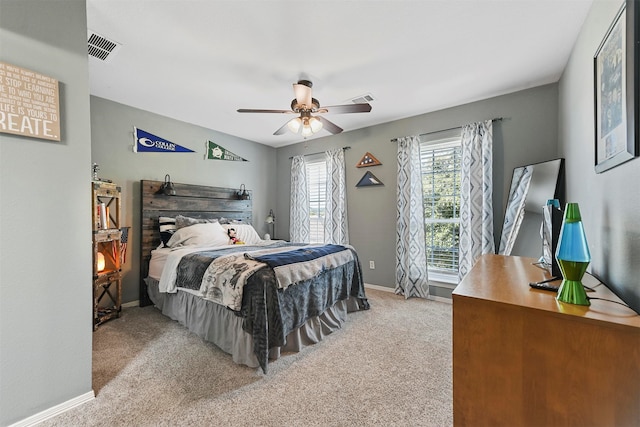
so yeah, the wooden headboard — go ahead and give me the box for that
[139,180,252,306]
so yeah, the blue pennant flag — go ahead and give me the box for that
[133,127,194,153]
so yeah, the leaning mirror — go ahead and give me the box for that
[498,158,565,257]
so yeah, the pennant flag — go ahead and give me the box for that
[206,141,248,161]
[133,127,194,153]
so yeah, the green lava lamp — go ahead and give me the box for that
[555,203,591,306]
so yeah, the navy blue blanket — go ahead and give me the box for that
[247,244,347,268]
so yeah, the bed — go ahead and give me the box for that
[139,180,369,373]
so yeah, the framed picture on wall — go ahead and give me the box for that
[593,0,639,173]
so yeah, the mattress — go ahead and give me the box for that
[148,247,171,281]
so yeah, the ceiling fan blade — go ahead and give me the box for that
[316,116,343,134]
[323,103,372,114]
[237,108,295,114]
[293,82,313,108]
[273,120,294,135]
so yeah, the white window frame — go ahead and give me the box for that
[420,131,462,284]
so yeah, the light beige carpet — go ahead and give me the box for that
[40,289,452,426]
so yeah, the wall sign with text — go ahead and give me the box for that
[0,62,61,141]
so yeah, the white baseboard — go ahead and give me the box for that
[428,295,452,304]
[122,300,139,308]
[364,283,452,304]
[9,391,94,427]
[364,283,394,293]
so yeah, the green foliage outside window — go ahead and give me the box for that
[421,144,461,273]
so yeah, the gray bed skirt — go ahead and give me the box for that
[145,278,359,369]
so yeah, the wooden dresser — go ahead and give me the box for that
[452,254,640,426]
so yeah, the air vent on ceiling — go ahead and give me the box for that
[349,93,375,104]
[87,30,122,62]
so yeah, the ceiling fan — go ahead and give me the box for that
[237,80,372,137]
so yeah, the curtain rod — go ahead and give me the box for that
[390,117,503,142]
[289,146,351,159]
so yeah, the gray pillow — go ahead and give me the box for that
[217,217,246,225]
[175,215,219,229]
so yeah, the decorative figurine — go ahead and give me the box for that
[227,228,244,244]
[92,163,100,181]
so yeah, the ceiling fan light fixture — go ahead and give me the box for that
[301,123,313,137]
[287,117,302,133]
[301,126,313,137]
[309,116,323,133]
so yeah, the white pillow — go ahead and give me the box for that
[166,222,229,248]
[222,224,262,245]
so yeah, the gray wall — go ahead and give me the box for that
[0,1,93,425]
[559,0,640,313]
[275,84,559,290]
[90,96,277,304]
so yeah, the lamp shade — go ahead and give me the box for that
[287,117,302,133]
[237,184,250,200]
[163,182,176,196]
[301,122,313,137]
[555,203,590,305]
[265,209,275,224]
[309,116,323,133]
[97,252,106,272]
[158,174,176,196]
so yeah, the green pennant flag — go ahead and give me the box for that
[205,141,248,161]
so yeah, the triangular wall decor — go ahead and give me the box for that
[356,152,382,168]
[356,171,384,187]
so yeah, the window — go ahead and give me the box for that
[420,135,462,283]
[306,156,327,244]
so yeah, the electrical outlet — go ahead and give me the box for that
[369,260,375,269]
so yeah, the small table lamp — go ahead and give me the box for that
[555,202,591,306]
[265,209,275,238]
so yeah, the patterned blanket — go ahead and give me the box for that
[173,243,350,311]
[167,242,369,372]
[199,251,267,311]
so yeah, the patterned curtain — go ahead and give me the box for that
[395,136,429,299]
[290,155,310,243]
[324,148,349,244]
[498,165,533,255]
[459,120,495,280]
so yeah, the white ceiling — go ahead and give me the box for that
[86,0,593,148]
